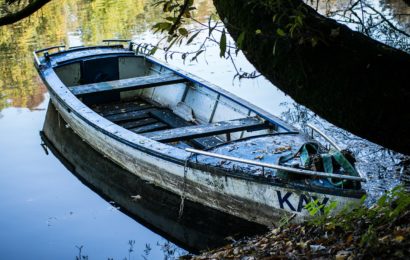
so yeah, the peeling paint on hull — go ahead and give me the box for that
[35,45,365,226]
[49,91,360,226]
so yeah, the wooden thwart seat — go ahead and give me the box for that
[69,73,187,96]
[142,117,268,142]
[99,104,238,148]
[147,109,224,148]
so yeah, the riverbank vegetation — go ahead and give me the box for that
[185,186,410,259]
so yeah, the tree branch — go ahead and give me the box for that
[0,0,51,26]
[168,0,190,36]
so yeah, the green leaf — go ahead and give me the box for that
[219,29,227,57]
[311,37,318,47]
[149,46,158,55]
[166,37,178,51]
[191,50,204,62]
[178,27,188,36]
[184,10,191,18]
[236,31,246,49]
[187,31,200,44]
[324,201,338,215]
[255,29,262,35]
[165,17,177,22]
[152,22,172,33]
[272,40,277,55]
[276,28,286,37]
[296,15,303,25]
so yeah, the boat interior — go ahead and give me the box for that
[50,50,364,188]
[54,55,285,151]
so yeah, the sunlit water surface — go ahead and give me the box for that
[0,0,407,258]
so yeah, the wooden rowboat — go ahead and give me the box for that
[34,42,366,226]
[40,103,267,252]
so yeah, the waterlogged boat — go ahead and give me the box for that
[40,104,266,252]
[34,41,366,226]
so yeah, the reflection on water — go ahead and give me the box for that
[384,0,410,32]
[0,0,217,111]
[0,102,189,259]
[0,0,144,110]
[41,102,266,255]
[310,0,410,52]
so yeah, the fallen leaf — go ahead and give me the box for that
[310,244,326,252]
[346,234,353,244]
[395,235,405,242]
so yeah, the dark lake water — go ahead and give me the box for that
[0,0,407,259]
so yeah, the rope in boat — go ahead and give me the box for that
[178,153,194,219]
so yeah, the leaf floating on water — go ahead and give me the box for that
[131,195,142,201]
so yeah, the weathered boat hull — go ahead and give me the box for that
[41,103,267,252]
[36,45,365,226]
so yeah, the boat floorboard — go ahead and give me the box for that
[120,117,159,129]
[91,100,153,117]
[142,117,266,142]
[89,97,223,149]
[149,108,224,148]
[104,108,153,123]
[130,122,169,134]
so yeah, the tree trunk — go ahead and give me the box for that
[213,0,410,155]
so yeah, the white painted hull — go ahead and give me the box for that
[36,45,364,226]
[50,92,359,226]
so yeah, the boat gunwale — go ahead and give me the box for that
[37,46,366,199]
[53,52,136,67]
[46,44,126,59]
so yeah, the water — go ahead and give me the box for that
[0,0,407,258]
